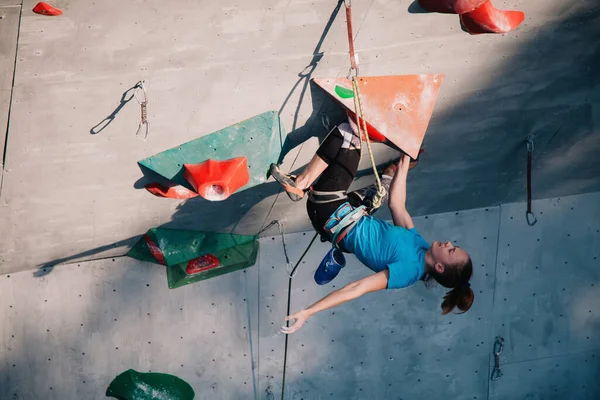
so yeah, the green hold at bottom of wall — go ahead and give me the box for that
[106,369,195,400]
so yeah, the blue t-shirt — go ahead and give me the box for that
[342,216,430,289]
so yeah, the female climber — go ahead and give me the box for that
[269,119,474,334]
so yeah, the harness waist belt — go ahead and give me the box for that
[308,189,347,204]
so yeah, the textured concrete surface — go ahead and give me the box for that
[0,0,599,273]
[1,192,598,399]
[0,4,19,170]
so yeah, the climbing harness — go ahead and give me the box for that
[490,336,504,381]
[344,0,386,211]
[308,189,347,204]
[134,80,149,141]
[323,202,367,248]
[526,135,537,226]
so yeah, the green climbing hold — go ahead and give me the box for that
[106,369,194,400]
[127,228,259,289]
[334,85,354,99]
[137,111,285,193]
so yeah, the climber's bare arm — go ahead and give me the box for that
[281,269,389,334]
[389,155,415,230]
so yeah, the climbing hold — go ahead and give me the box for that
[419,0,487,14]
[186,254,220,275]
[144,182,199,199]
[346,109,388,144]
[460,1,525,34]
[335,85,355,99]
[143,234,166,265]
[313,75,443,159]
[106,369,195,400]
[32,2,62,16]
[128,228,259,289]
[137,111,284,198]
[418,0,523,35]
[183,157,250,202]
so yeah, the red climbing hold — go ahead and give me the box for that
[346,110,388,144]
[460,1,525,34]
[143,235,166,265]
[186,254,220,275]
[32,2,63,16]
[183,157,250,201]
[145,182,199,199]
[419,0,487,14]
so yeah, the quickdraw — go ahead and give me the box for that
[134,80,149,141]
[490,336,504,381]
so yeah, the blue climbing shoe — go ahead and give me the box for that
[314,248,346,285]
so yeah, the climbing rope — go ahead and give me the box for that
[526,135,537,226]
[351,77,386,210]
[258,220,293,273]
[258,220,320,400]
[281,232,319,400]
[281,4,387,396]
[344,1,386,211]
[134,80,149,141]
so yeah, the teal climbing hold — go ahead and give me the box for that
[138,111,285,193]
[127,228,259,289]
[106,369,194,400]
[334,85,354,99]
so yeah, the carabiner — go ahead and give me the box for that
[526,211,537,226]
[526,135,534,152]
[493,336,504,355]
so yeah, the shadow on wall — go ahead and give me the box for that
[408,2,600,217]
[89,82,141,135]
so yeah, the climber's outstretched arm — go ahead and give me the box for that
[389,155,414,230]
[281,269,389,334]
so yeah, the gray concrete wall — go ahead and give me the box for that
[1,191,598,399]
[0,2,20,171]
[0,1,599,274]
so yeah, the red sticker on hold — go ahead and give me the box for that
[186,254,220,275]
[143,234,166,265]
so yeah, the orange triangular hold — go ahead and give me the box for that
[33,2,63,16]
[183,157,250,201]
[312,75,443,159]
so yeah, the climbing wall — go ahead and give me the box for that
[490,193,600,399]
[0,192,599,399]
[0,258,260,399]
[2,0,600,275]
[0,2,19,176]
